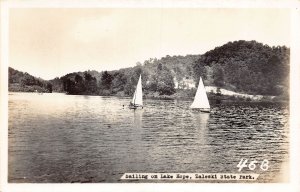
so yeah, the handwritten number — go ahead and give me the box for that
[237,158,248,172]
[237,159,269,171]
[260,159,269,171]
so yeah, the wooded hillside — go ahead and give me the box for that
[193,40,289,96]
[9,67,52,93]
[9,40,289,99]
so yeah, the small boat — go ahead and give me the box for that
[190,77,210,113]
[129,75,143,110]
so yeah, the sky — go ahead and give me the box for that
[9,8,291,80]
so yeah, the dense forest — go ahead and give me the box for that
[8,67,52,93]
[9,40,290,100]
[48,55,200,97]
[193,40,289,96]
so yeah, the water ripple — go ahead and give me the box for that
[8,93,289,183]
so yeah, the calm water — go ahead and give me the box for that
[8,92,289,183]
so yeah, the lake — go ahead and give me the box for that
[8,92,289,183]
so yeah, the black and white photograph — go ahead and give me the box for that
[1,1,300,192]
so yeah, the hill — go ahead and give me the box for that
[9,40,289,101]
[193,40,289,97]
[8,67,52,93]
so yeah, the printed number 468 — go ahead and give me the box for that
[237,159,269,172]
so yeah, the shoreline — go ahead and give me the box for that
[8,91,289,104]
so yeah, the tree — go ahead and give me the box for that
[63,78,75,94]
[111,72,127,93]
[100,71,113,90]
[151,65,175,95]
[193,57,207,82]
[212,63,224,87]
[46,83,53,93]
[157,63,163,71]
[75,74,83,83]
[84,72,93,81]
[74,74,86,94]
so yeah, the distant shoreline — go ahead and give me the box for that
[8,91,289,104]
[9,41,289,103]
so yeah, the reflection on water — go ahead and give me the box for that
[192,112,209,146]
[8,92,289,183]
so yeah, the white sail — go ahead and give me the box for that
[190,77,210,109]
[132,75,143,106]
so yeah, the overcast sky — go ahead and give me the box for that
[9,8,290,80]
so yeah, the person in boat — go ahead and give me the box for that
[129,102,136,108]
[130,102,140,110]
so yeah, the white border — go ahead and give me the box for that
[1,1,300,192]
[1,0,300,8]
[290,6,300,189]
[0,2,9,192]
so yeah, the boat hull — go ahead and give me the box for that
[191,108,210,113]
[200,109,210,113]
[128,105,143,110]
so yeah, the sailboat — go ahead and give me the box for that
[129,75,143,109]
[190,77,210,113]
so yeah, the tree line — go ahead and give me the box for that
[9,40,290,99]
[9,67,52,93]
[54,63,176,96]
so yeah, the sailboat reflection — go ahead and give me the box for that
[192,112,210,144]
[133,109,143,129]
[195,113,210,129]
[125,109,145,171]
[184,112,211,171]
